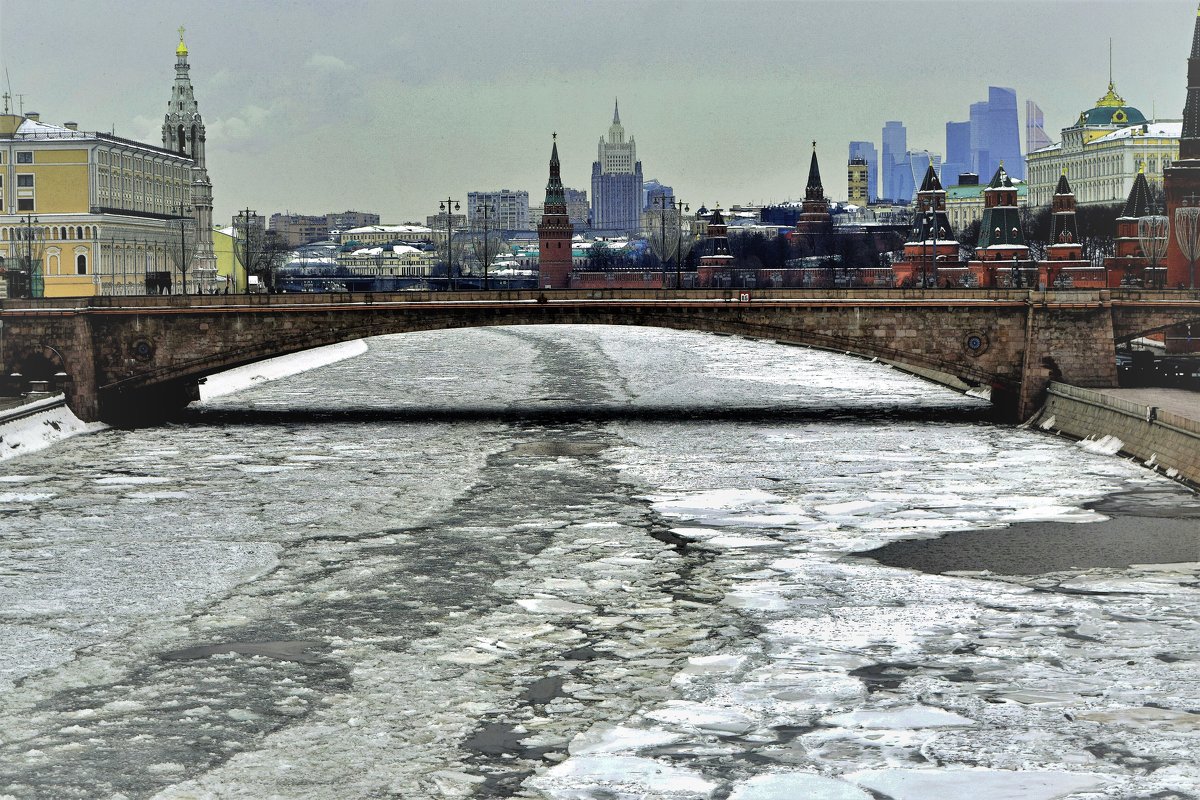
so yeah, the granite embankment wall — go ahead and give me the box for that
[1031,383,1200,488]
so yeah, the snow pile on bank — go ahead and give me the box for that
[0,397,106,463]
[198,340,368,401]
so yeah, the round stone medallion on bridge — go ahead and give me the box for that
[963,331,990,357]
[131,339,156,362]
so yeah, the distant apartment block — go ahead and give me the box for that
[426,211,468,234]
[643,179,674,211]
[848,141,878,202]
[269,213,329,248]
[467,189,530,231]
[269,210,381,247]
[847,156,869,207]
[327,210,381,232]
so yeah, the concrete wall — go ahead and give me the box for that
[1031,383,1200,488]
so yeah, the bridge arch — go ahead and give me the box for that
[6,289,1196,425]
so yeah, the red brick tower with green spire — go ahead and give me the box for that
[538,134,574,289]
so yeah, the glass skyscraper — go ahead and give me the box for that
[881,121,909,202]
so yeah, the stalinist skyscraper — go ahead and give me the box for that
[590,99,643,235]
[163,27,216,290]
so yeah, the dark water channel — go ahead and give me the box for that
[861,484,1200,576]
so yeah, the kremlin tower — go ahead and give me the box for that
[795,142,832,237]
[1105,166,1159,287]
[697,206,735,287]
[537,135,575,289]
[893,162,958,287]
[968,163,1030,288]
[1039,170,1091,288]
[1164,3,1200,289]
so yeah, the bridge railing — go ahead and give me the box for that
[1047,382,1200,438]
[3,287,1199,312]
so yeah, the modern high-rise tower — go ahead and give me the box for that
[1025,100,1053,155]
[590,100,643,235]
[943,121,972,187]
[162,28,215,289]
[969,87,1023,181]
[881,121,908,201]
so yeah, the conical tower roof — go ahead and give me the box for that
[918,162,943,192]
[544,135,566,211]
[1181,3,1200,158]
[1121,169,1153,218]
[986,163,1014,189]
[805,142,824,200]
[1054,171,1074,196]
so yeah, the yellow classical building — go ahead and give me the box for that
[0,113,196,297]
[1,33,217,298]
[1026,83,1179,208]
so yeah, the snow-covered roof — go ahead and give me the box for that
[1090,121,1182,144]
[1030,142,1063,155]
[14,118,89,139]
[344,224,432,235]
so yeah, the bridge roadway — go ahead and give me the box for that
[2,287,1198,425]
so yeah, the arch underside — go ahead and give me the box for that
[97,309,1023,409]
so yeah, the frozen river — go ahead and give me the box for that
[0,325,1197,800]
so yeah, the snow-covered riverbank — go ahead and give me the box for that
[0,340,370,464]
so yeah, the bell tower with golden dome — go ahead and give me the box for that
[162,26,216,291]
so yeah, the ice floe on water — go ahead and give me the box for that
[848,768,1108,799]
[0,326,1196,799]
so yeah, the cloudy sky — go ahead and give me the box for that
[0,0,1193,225]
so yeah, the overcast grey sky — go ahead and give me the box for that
[0,0,1194,226]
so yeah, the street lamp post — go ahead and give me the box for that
[440,198,460,291]
[476,202,492,291]
[1175,194,1200,290]
[238,208,256,294]
[172,203,193,295]
[671,197,689,289]
[924,209,935,289]
[16,214,44,299]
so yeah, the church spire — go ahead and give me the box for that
[1181,2,1200,158]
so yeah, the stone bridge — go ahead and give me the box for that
[2,288,1198,425]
